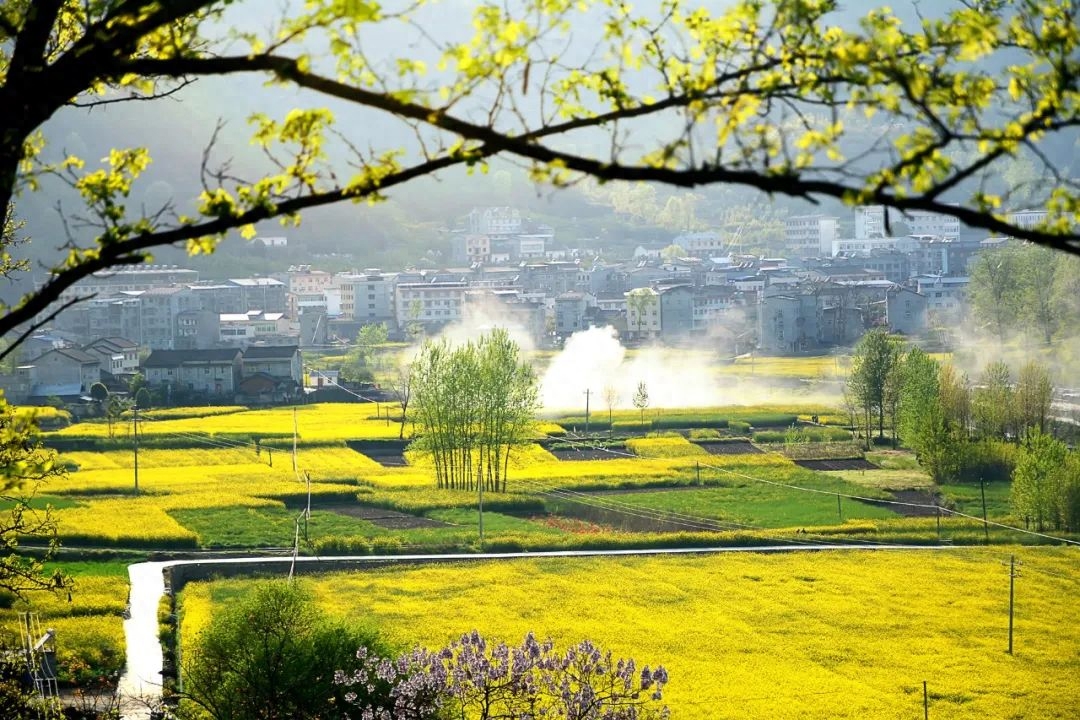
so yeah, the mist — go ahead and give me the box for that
[537,326,842,412]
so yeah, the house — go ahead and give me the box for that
[142,348,243,397]
[553,292,589,337]
[83,337,139,377]
[625,287,661,340]
[885,286,928,336]
[242,345,303,387]
[29,347,101,394]
[656,285,694,340]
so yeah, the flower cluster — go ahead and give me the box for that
[337,631,670,720]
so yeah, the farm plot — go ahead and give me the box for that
[178,547,1080,720]
[695,440,762,455]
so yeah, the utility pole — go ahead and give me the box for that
[923,680,929,720]
[1007,554,1022,655]
[292,407,298,474]
[583,388,591,435]
[303,471,312,542]
[133,404,139,495]
[478,477,484,552]
[836,492,842,521]
[980,476,989,544]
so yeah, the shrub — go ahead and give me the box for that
[689,428,721,440]
[956,440,1017,483]
[727,420,751,435]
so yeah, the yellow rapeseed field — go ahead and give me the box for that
[180,547,1080,720]
[626,436,710,458]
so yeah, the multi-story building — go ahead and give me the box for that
[1007,208,1048,231]
[139,286,201,349]
[785,215,838,256]
[854,205,887,239]
[625,287,660,340]
[657,284,694,339]
[897,208,960,238]
[553,291,589,337]
[912,275,969,318]
[219,311,292,346]
[395,281,467,329]
[142,348,243,396]
[52,265,198,306]
[83,337,139,376]
[673,231,728,257]
[336,270,396,325]
[467,207,522,236]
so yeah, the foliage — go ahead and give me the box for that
[339,631,670,720]
[0,396,69,597]
[896,348,962,482]
[968,244,1080,344]
[411,330,539,492]
[1011,430,1079,532]
[972,361,1014,441]
[632,382,650,426]
[180,581,390,720]
[847,330,902,443]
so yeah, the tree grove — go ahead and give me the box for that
[410,329,539,492]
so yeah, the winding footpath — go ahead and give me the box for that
[116,545,947,719]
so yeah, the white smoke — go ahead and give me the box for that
[537,325,827,411]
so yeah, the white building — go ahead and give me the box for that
[898,208,960,238]
[785,215,838,256]
[855,205,887,239]
[336,270,396,324]
[1007,208,1048,231]
[625,287,660,339]
[395,281,468,328]
[913,275,969,317]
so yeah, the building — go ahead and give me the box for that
[673,231,727,256]
[1007,208,1048,231]
[449,234,492,265]
[394,281,467,329]
[226,277,287,313]
[83,337,139,377]
[142,348,243,397]
[897,208,960,238]
[467,207,522,236]
[854,205,887,239]
[219,311,292,346]
[242,345,303,386]
[553,291,589,337]
[785,215,838,256]
[52,265,198,306]
[336,270,396,325]
[912,275,969,318]
[884,286,928,335]
[657,284,694,339]
[625,288,660,340]
[28,347,101,394]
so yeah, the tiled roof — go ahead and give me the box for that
[242,345,299,359]
[143,349,241,367]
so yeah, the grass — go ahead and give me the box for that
[178,546,1080,720]
[567,470,897,529]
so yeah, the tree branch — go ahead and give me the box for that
[118,53,1080,255]
[0,152,467,341]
